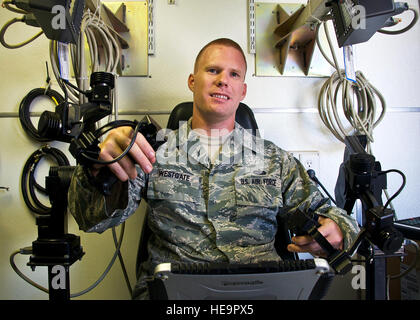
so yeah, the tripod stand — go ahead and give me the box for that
[339,136,404,300]
[27,166,84,301]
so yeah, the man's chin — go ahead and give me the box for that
[206,109,236,123]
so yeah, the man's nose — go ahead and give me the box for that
[216,72,228,87]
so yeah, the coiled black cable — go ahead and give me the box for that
[19,88,65,142]
[76,120,143,165]
[379,169,406,212]
[21,146,70,215]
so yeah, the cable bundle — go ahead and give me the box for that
[0,1,44,49]
[20,146,70,215]
[316,4,418,153]
[49,6,122,117]
[18,87,65,142]
[316,21,387,154]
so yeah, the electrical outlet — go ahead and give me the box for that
[289,151,320,176]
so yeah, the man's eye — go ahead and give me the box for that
[208,68,218,74]
[231,72,240,78]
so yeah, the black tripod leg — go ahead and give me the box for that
[365,249,387,300]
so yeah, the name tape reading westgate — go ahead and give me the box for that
[158,169,191,181]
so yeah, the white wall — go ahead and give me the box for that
[0,0,419,300]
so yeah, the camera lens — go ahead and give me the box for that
[377,228,404,254]
[38,111,62,140]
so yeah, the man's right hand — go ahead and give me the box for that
[91,126,156,181]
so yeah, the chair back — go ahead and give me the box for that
[167,102,259,137]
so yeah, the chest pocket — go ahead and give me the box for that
[234,174,281,208]
[147,169,201,203]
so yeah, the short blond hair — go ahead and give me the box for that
[193,38,247,75]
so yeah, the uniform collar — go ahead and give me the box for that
[170,117,264,169]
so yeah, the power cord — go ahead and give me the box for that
[112,225,133,296]
[307,169,337,205]
[10,247,48,294]
[378,7,419,35]
[1,0,26,14]
[0,10,44,49]
[10,222,131,298]
[378,169,406,214]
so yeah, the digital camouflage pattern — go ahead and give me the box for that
[68,119,360,299]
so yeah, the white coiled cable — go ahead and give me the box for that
[49,4,122,118]
[316,21,387,154]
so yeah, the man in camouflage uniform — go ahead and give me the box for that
[68,38,359,299]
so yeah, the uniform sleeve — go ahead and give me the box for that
[67,165,147,233]
[279,152,360,252]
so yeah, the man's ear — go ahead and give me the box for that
[187,74,194,92]
[240,83,247,101]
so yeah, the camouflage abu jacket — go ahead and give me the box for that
[68,119,360,298]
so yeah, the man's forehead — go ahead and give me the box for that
[198,45,246,70]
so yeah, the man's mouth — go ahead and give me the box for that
[210,93,230,100]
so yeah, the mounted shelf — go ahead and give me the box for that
[255,2,333,77]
